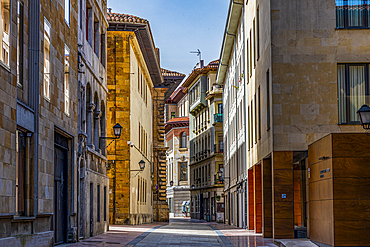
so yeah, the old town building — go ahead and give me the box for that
[184,60,225,223]
[106,11,165,225]
[77,0,109,239]
[0,0,79,244]
[165,84,190,217]
[218,0,370,245]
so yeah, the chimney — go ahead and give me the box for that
[155,48,160,67]
[200,60,204,68]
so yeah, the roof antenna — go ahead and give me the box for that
[190,49,201,63]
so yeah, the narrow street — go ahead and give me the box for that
[65,218,276,247]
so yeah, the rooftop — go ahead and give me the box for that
[107,12,148,24]
[161,68,186,78]
[182,60,219,89]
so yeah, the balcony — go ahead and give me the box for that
[206,84,223,100]
[214,113,223,123]
[214,143,224,154]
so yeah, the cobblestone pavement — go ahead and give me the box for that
[62,218,277,247]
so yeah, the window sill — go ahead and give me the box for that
[12,216,36,222]
[336,27,370,30]
[0,60,10,72]
[43,95,51,102]
[179,148,188,151]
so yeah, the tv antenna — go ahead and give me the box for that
[190,49,201,62]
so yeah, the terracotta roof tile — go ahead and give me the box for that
[161,68,186,77]
[107,12,148,24]
[166,117,189,124]
[182,59,220,89]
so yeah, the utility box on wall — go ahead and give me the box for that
[308,133,370,246]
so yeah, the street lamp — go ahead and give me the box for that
[217,169,230,182]
[357,104,370,130]
[191,185,195,190]
[170,181,174,186]
[113,123,123,137]
[100,123,123,148]
[131,160,145,172]
[139,160,145,170]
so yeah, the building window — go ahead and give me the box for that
[180,132,187,148]
[249,30,252,75]
[64,0,70,25]
[258,87,261,139]
[94,20,99,57]
[16,130,27,216]
[218,103,223,114]
[336,0,370,28]
[253,19,256,67]
[257,7,260,60]
[86,6,92,44]
[0,0,10,66]
[101,33,105,67]
[266,70,271,130]
[64,46,70,115]
[97,184,100,222]
[338,64,369,123]
[43,19,51,99]
[17,1,24,87]
[254,94,257,143]
[171,112,175,119]
[138,176,140,202]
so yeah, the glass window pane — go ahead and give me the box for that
[336,0,345,28]
[1,0,10,66]
[65,0,70,25]
[338,65,347,123]
[44,19,51,99]
[348,0,364,27]
[349,65,366,122]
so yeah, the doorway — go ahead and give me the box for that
[90,183,94,237]
[293,158,307,238]
[54,145,68,245]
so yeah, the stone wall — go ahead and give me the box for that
[77,0,109,239]
[107,31,132,225]
[152,87,169,222]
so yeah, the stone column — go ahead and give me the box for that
[94,110,102,152]
[86,103,95,148]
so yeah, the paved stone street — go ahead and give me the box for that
[63,218,277,247]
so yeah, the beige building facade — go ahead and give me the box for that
[185,60,225,223]
[218,0,370,244]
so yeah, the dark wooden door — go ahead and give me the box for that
[54,146,68,245]
[90,183,93,237]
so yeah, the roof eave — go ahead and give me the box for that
[216,0,243,85]
[108,21,163,86]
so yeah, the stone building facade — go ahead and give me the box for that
[218,0,370,245]
[184,60,225,223]
[106,12,163,225]
[77,0,109,239]
[0,0,79,245]
[165,86,190,218]
[151,69,185,222]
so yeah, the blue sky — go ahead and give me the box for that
[108,0,230,75]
